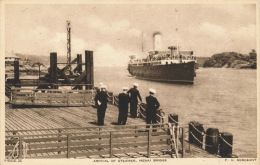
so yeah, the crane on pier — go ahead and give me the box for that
[67,20,71,71]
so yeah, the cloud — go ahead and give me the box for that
[87,15,141,37]
[230,24,255,40]
[88,15,105,29]
[199,22,227,38]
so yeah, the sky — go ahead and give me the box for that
[4,3,257,66]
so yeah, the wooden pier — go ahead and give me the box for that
[5,49,222,159]
[5,104,219,159]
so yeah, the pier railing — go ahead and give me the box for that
[10,87,95,107]
[108,94,166,124]
[5,123,184,159]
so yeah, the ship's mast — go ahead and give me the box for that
[175,8,179,55]
[141,32,144,53]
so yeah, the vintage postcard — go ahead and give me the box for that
[0,0,259,165]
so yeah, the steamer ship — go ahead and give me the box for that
[127,33,197,84]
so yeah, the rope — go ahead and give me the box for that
[168,116,179,124]
[139,110,146,119]
[114,101,119,106]
[114,96,119,101]
[219,135,233,148]
[7,140,29,159]
[7,141,19,159]
[189,131,212,147]
[156,114,163,118]
[107,93,113,97]
[139,104,146,110]
[189,131,203,145]
[190,123,205,135]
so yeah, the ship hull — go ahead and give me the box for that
[128,62,196,84]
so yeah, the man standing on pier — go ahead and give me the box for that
[118,87,130,125]
[146,89,160,131]
[94,85,108,126]
[127,83,142,118]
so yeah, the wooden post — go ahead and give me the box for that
[50,52,58,89]
[182,128,185,158]
[205,128,219,154]
[219,132,234,158]
[18,136,23,159]
[67,91,69,106]
[189,121,204,148]
[83,90,86,106]
[58,129,62,154]
[77,54,83,90]
[67,134,71,158]
[147,129,151,158]
[14,60,20,83]
[85,51,94,89]
[110,132,113,158]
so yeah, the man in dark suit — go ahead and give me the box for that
[146,88,160,131]
[94,85,108,126]
[118,87,129,125]
[127,83,142,118]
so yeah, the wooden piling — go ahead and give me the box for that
[219,132,233,158]
[50,52,58,89]
[14,60,20,83]
[182,127,185,158]
[77,54,82,74]
[67,134,71,158]
[189,121,204,148]
[205,128,219,154]
[147,129,151,158]
[110,132,113,158]
[18,136,23,159]
[85,51,94,89]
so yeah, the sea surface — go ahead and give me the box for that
[94,67,257,158]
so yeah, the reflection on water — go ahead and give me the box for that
[95,67,257,158]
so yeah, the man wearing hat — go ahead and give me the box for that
[94,85,108,126]
[118,87,130,125]
[146,88,160,131]
[127,83,142,118]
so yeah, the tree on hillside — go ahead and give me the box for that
[249,49,257,60]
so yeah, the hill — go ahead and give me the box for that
[15,53,67,67]
[196,57,210,67]
[203,50,256,69]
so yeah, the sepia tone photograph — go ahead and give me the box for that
[0,0,259,164]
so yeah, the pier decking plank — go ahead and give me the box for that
[5,104,146,131]
[5,104,218,158]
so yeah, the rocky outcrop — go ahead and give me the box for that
[203,51,257,69]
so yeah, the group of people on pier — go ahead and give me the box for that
[94,83,160,126]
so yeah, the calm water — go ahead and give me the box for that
[94,67,257,158]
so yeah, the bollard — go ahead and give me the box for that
[219,132,234,158]
[205,128,219,154]
[168,114,178,125]
[189,121,205,148]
